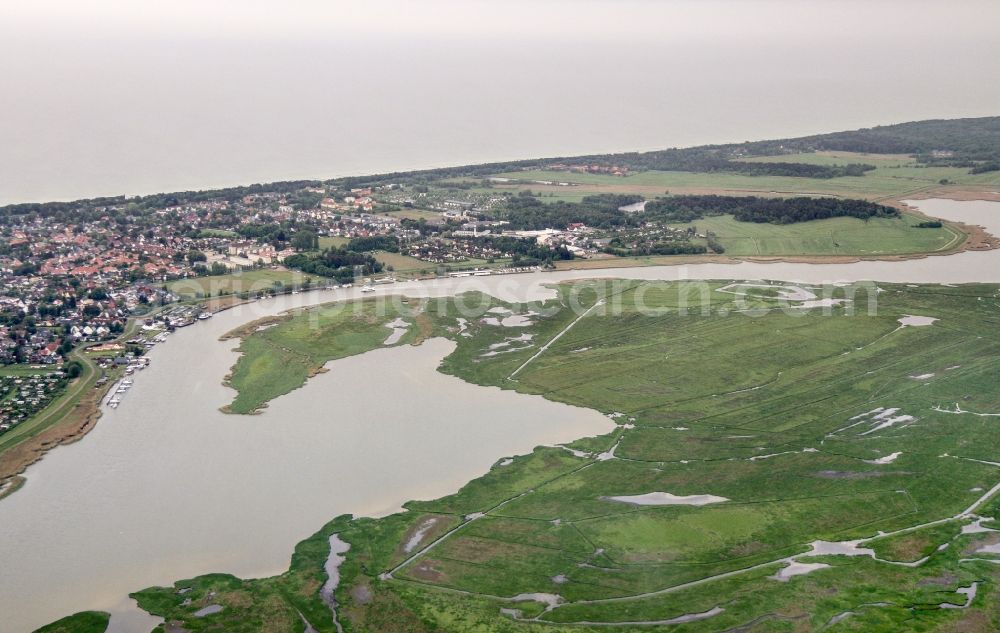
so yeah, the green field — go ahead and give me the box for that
[492,162,1000,199]
[674,212,963,257]
[318,236,350,250]
[168,269,325,299]
[0,365,61,377]
[738,151,917,167]
[123,280,1000,633]
[382,208,443,221]
[196,228,239,238]
[371,250,433,273]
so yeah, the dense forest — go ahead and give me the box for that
[501,193,643,230]
[759,117,1000,168]
[564,117,1000,174]
[499,192,898,229]
[644,195,900,224]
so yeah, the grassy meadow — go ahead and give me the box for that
[168,269,325,300]
[674,212,963,257]
[317,236,350,250]
[33,612,110,633]
[491,155,1000,200]
[128,280,1000,632]
[738,151,917,167]
[370,250,432,273]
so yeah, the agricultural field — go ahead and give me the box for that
[673,212,963,257]
[132,280,1000,632]
[168,269,325,300]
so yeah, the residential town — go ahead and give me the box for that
[0,179,595,381]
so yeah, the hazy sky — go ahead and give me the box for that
[2,0,998,204]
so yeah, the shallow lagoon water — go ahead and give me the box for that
[0,333,613,632]
[1,198,1000,632]
[771,561,830,582]
[604,492,729,506]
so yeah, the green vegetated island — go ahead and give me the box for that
[116,279,1000,633]
[22,117,1000,632]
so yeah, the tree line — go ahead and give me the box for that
[644,195,899,225]
[579,149,875,179]
[346,235,399,253]
[475,235,574,265]
[502,193,642,230]
[604,242,707,257]
[283,248,384,282]
[499,192,897,229]
[742,117,1000,169]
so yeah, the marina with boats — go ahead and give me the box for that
[105,358,150,410]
